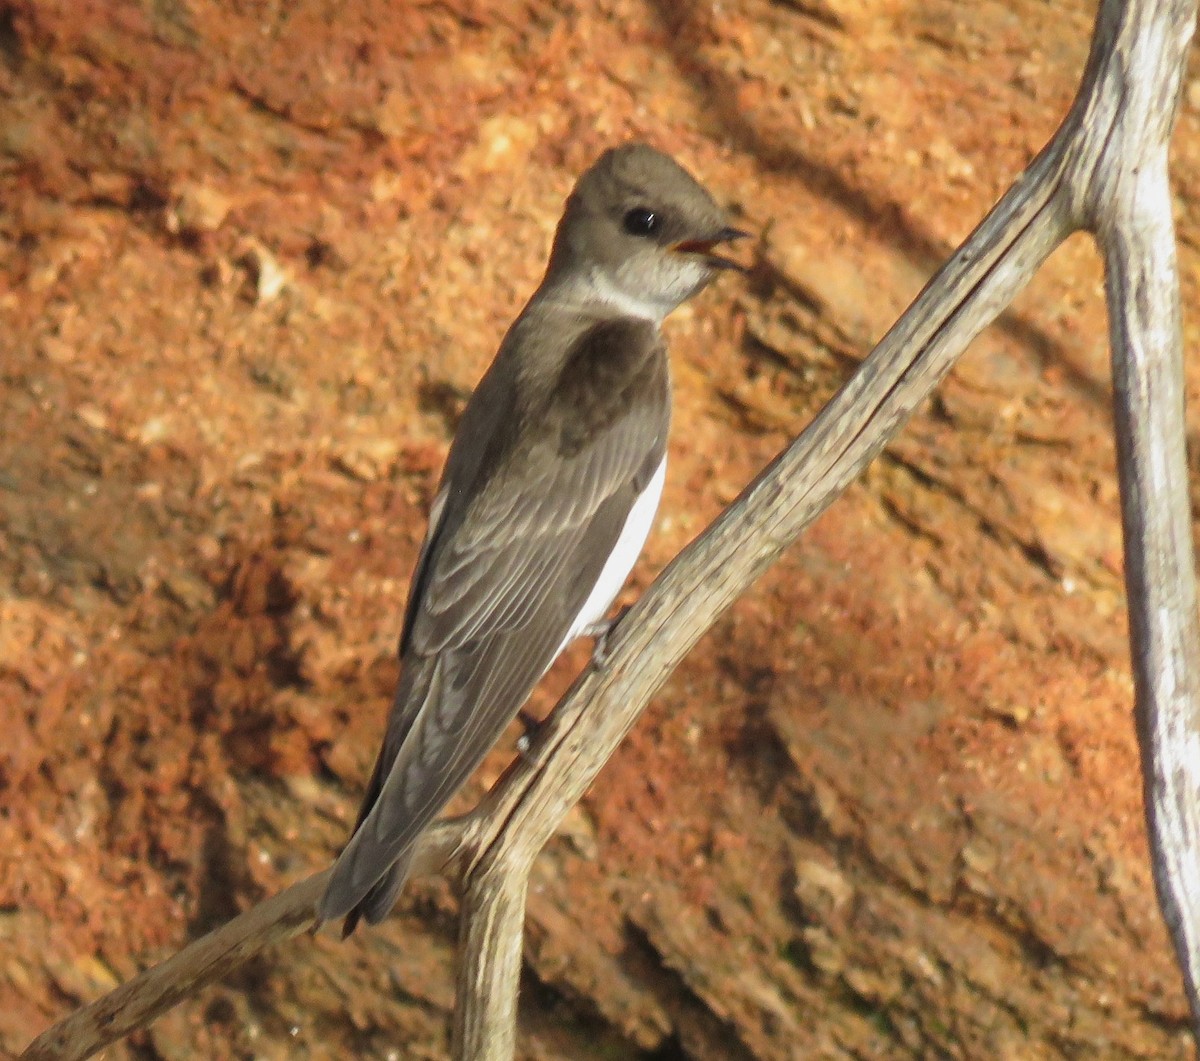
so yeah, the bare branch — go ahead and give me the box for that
[450,849,532,1058]
[20,822,469,1061]
[1106,165,1200,1029]
[1091,25,1200,1032]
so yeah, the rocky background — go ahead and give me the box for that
[3,0,1200,1057]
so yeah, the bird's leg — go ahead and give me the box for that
[516,607,629,760]
[515,709,542,760]
[583,605,631,668]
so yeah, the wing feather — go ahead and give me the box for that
[319,316,670,926]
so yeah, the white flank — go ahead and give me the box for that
[558,458,667,657]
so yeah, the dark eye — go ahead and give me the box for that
[622,207,660,237]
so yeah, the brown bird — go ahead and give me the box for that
[318,143,745,934]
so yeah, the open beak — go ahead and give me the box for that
[673,226,751,272]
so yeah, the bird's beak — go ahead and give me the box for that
[673,226,751,272]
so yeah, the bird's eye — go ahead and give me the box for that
[622,207,660,237]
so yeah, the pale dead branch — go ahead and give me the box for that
[20,824,468,1060]
[21,0,1200,1057]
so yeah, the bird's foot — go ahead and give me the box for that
[516,709,542,760]
[584,605,630,668]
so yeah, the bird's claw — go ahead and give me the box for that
[516,709,542,760]
[583,605,631,668]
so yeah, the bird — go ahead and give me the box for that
[317,142,746,935]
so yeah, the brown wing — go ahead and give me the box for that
[318,316,669,927]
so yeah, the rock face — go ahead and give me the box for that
[1,0,1197,1057]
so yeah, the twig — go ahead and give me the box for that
[20,823,469,1061]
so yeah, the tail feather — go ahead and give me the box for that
[361,848,416,929]
[316,684,418,931]
[320,625,554,935]
[336,847,414,937]
[316,749,408,932]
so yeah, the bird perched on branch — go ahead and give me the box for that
[318,142,746,935]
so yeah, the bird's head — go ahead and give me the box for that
[546,142,747,322]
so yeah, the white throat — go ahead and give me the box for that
[583,267,671,323]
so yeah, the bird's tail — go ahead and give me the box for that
[315,663,431,934]
[315,745,411,935]
[338,848,416,937]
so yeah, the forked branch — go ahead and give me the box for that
[22,0,1200,1057]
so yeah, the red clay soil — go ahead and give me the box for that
[3,0,1199,1057]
